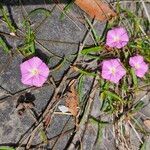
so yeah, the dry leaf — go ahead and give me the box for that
[75,0,116,21]
[65,80,79,116]
[143,119,150,129]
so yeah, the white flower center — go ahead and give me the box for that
[134,63,140,69]
[31,68,39,75]
[110,67,116,75]
[113,35,120,42]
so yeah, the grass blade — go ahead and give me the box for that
[0,37,10,53]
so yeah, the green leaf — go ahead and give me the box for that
[89,117,108,143]
[81,46,103,55]
[0,3,16,33]
[89,116,109,125]
[0,146,15,150]
[77,75,85,102]
[100,98,110,112]
[28,8,52,18]
[77,68,97,77]
[104,90,122,101]
[100,92,109,112]
[130,68,138,87]
[101,80,110,91]
[131,101,144,113]
[84,15,100,43]
[131,116,146,134]
[60,1,74,20]
[100,91,106,101]
[21,21,35,56]
[0,37,10,53]
[39,130,48,144]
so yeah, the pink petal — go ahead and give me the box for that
[32,75,47,87]
[27,57,43,69]
[137,55,144,63]
[129,55,144,67]
[110,70,126,84]
[109,74,120,84]
[116,67,126,76]
[111,59,120,67]
[107,29,116,38]
[121,33,129,42]
[106,41,116,48]
[115,27,128,37]
[116,41,128,49]
[102,70,112,80]
[106,30,117,47]
[135,69,145,78]
[102,59,112,70]
[38,63,50,78]
[20,61,32,74]
[135,63,148,78]
[21,74,34,86]
[140,62,149,71]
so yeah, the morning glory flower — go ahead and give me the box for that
[20,57,50,87]
[101,58,126,84]
[129,55,148,78]
[106,27,129,49]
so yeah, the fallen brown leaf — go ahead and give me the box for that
[75,0,116,21]
[66,80,79,116]
[143,119,150,129]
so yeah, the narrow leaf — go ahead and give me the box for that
[81,46,103,55]
[0,146,15,150]
[130,68,138,87]
[0,37,10,53]
[133,101,144,113]
[60,1,74,20]
[28,8,52,18]
[77,75,85,102]
[0,3,16,33]
[104,90,122,101]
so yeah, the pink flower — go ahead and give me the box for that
[129,55,148,78]
[106,27,129,49]
[20,57,50,87]
[101,59,126,84]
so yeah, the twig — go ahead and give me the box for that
[67,76,98,149]
[128,120,143,144]
[140,0,150,23]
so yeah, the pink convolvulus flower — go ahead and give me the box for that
[20,57,50,87]
[129,55,148,78]
[106,27,129,49]
[101,58,126,84]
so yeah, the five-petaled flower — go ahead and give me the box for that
[20,57,50,87]
[106,27,129,49]
[129,55,148,78]
[101,58,126,84]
